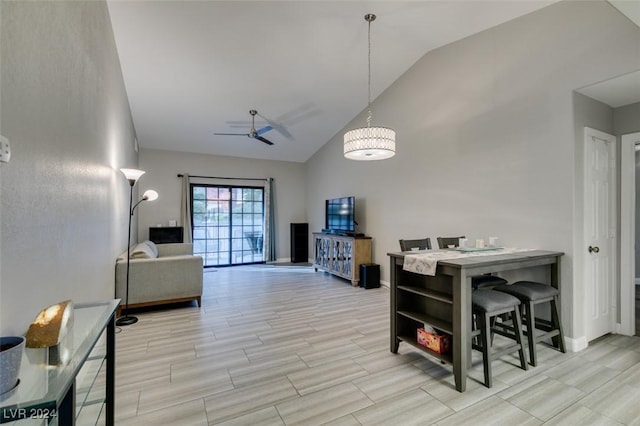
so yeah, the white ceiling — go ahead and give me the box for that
[111,0,632,163]
[577,70,640,108]
[576,1,640,108]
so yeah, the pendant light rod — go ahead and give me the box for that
[343,12,396,161]
[365,13,375,128]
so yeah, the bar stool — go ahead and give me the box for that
[494,281,566,366]
[471,289,528,388]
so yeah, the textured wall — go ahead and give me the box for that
[0,1,137,335]
[138,148,306,262]
[305,0,640,340]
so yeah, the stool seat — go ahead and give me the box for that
[473,290,520,313]
[494,281,565,366]
[470,289,528,388]
[494,281,559,301]
[472,275,508,290]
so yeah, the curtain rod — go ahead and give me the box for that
[177,174,269,182]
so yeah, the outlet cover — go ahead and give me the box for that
[0,135,11,163]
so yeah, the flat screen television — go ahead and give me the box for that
[325,196,355,233]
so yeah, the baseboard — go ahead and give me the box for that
[564,335,588,352]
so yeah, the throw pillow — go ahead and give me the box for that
[130,241,158,259]
[144,240,158,258]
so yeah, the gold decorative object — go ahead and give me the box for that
[25,300,74,348]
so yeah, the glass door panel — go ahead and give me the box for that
[191,184,264,267]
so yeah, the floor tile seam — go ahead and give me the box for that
[540,402,620,425]
[500,397,548,424]
[127,395,209,423]
[136,384,237,418]
[282,385,375,425]
[351,381,431,406]
[497,378,588,422]
[204,392,299,425]
[422,384,494,414]
[542,357,633,399]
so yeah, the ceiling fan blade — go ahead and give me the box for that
[214,132,249,136]
[256,113,294,140]
[256,125,273,136]
[254,135,274,146]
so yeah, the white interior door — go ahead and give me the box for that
[584,127,617,341]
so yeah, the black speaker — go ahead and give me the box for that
[290,223,308,263]
[359,263,380,289]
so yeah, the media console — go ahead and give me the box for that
[313,232,372,286]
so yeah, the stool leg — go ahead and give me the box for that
[512,307,528,371]
[480,312,492,388]
[524,301,537,366]
[550,296,566,353]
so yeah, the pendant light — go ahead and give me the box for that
[344,14,396,161]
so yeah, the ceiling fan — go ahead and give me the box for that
[214,109,274,145]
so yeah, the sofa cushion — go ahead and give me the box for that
[130,241,158,259]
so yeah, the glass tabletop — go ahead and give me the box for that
[0,300,118,422]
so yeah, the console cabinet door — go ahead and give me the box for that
[312,233,371,286]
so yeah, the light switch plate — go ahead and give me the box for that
[0,135,10,163]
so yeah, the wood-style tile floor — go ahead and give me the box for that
[113,266,640,425]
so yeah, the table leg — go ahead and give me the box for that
[452,271,471,392]
[390,257,398,353]
[550,256,562,348]
[106,312,115,426]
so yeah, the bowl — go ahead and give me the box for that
[0,336,25,395]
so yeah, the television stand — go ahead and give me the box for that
[313,232,372,286]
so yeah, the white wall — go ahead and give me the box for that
[0,1,137,335]
[305,0,640,340]
[137,148,306,261]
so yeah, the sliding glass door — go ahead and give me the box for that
[191,184,265,267]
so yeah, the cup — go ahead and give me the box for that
[488,237,499,247]
[458,238,467,248]
[476,239,485,248]
[0,336,25,394]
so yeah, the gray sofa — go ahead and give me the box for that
[115,241,203,314]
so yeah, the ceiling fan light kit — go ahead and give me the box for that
[344,13,396,161]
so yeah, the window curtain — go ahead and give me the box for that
[263,177,276,262]
[180,174,192,243]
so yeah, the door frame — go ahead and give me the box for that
[619,132,640,335]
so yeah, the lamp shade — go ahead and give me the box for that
[120,168,145,183]
[344,126,396,160]
[143,189,159,201]
[343,14,396,161]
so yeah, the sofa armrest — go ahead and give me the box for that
[157,243,193,257]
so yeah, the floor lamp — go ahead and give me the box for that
[117,168,159,326]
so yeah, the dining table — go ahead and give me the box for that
[387,248,563,392]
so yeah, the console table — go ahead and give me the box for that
[313,232,372,286]
[0,300,118,425]
[388,250,563,392]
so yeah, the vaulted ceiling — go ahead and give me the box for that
[108,1,637,163]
